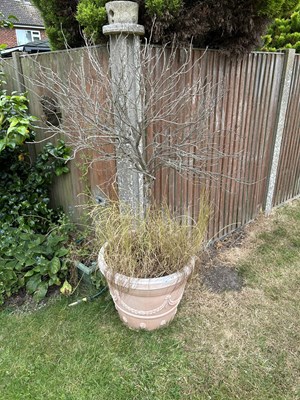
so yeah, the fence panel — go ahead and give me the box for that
[274,54,300,206]
[149,49,284,239]
[1,58,16,92]
[19,46,116,221]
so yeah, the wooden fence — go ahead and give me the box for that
[274,54,300,206]
[1,46,300,240]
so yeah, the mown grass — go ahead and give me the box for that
[1,200,300,399]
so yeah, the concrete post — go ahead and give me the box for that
[103,1,145,215]
[265,49,295,215]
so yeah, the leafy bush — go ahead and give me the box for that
[0,85,73,305]
[0,217,71,303]
[0,90,36,152]
[76,0,107,42]
[0,12,18,50]
[261,5,300,52]
[31,0,84,50]
[145,0,182,17]
[31,0,298,53]
[0,140,71,233]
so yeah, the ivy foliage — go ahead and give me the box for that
[0,84,73,305]
[261,4,300,52]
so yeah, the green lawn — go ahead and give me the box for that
[1,201,300,400]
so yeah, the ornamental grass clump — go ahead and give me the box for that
[92,202,209,279]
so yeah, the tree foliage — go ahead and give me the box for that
[31,0,85,50]
[137,0,299,53]
[261,4,300,52]
[76,0,107,42]
[32,0,298,53]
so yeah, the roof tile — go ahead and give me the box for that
[0,0,44,27]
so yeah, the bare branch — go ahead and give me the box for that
[2,40,240,205]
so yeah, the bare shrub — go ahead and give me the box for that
[23,40,230,206]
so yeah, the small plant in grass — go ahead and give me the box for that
[92,201,209,279]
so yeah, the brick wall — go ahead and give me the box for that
[0,28,47,48]
[0,28,17,47]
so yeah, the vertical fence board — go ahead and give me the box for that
[146,49,285,240]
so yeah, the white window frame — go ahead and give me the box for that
[31,31,41,41]
[15,29,41,46]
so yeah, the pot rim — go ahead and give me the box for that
[98,243,195,290]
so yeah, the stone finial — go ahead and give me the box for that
[106,1,139,24]
[103,1,145,36]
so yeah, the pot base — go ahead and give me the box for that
[98,246,195,330]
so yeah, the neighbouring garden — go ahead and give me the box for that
[0,199,299,399]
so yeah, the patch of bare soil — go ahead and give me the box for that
[3,287,60,314]
[199,210,280,292]
[200,229,247,293]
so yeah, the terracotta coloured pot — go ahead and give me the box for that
[98,244,195,331]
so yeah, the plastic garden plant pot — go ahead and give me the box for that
[98,244,195,331]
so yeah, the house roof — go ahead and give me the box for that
[1,39,50,57]
[0,0,44,27]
